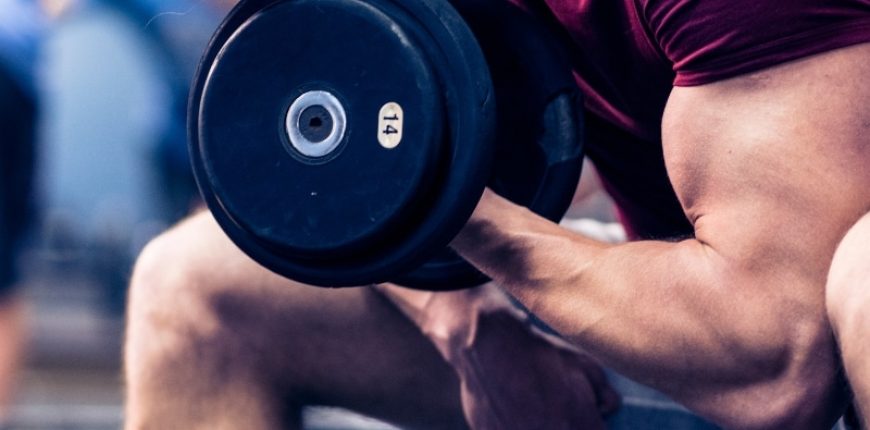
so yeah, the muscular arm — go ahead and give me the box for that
[453,44,870,428]
[827,212,870,425]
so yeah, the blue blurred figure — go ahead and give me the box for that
[73,0,230,315]
[106,0,229,221]
[0,0,44,423]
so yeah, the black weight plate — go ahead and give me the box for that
[190,0,495,287]
[198,0,443,257]
[396,0,584,289]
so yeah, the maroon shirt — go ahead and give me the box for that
[521,0,870,239]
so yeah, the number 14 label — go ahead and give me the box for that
[378,102,403,149]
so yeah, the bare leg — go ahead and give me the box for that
[124,212,466,429]
[827,212,870,426]
[0,294,25,422]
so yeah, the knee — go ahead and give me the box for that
[125,215,236,368]
[826,212,870,331]
[128,226,187,314]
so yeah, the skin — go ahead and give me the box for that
[0,295,25,422]
[125,129,618,428]
[450,43,870,428]
[125,39,870,430]
[380,281,619,429]
[124,213,615,429]
[827,212,870,426]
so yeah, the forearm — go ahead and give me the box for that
[452,192,843,427]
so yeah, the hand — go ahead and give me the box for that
[380,283,620,429]
[452,298,620,430]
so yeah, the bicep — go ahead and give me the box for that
[662,43,870,285]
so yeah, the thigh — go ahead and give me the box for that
[133,211,468,429]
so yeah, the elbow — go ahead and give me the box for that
[726,375,847,430]
[707,326,848,430]
[705,256,851,428]
[687,283,848,430]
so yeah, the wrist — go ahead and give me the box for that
[451,190,534,268]
[378,283,515,353]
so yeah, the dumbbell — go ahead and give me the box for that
[189,0,584,290]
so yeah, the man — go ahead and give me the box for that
[125,0,870,428]
[827,212,870,428]
[0,0,43,423]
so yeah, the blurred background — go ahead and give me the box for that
[2,1,224,428]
